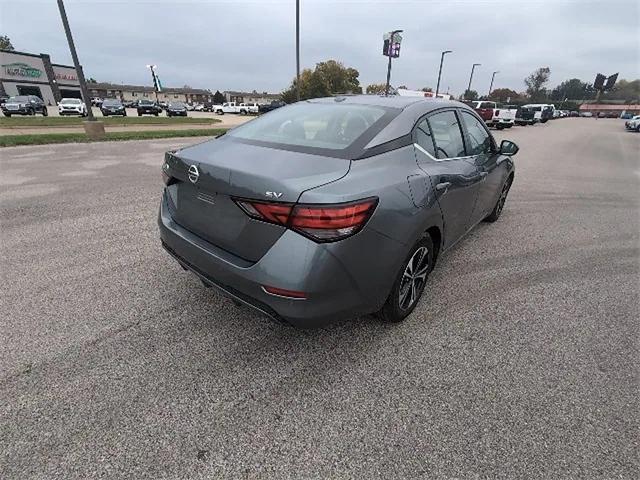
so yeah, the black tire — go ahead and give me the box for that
[42,107,48,117]
[29,108,35,116]
[103,112,108,117]
[496,124,504,130]
[635,125,640,132]
[484,175,513,223]
[4,113,10,117]
[137,111,142,117]
[123,111,127,117]
[378,235,434,323]
[154,112,159,116]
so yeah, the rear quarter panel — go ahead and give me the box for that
[297,146,443,309]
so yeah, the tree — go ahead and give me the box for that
[488,88,521,103]
[462,89,478,101]
[524,67,551,102]
[213,90,226,104]
[0,35,14,50]
[601,79,640,102]
[281,60,362,103]
[550,78,594,101]
[366,83,387,95]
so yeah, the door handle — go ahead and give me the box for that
[435,181,452,192]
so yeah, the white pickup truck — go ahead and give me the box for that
[214,102,259,115]
[472,101,515,129]
[239,102,259,114]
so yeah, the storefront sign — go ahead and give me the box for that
[2,62,43,79]
[55,72,77,82]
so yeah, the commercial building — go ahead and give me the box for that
[1,49,81,105]
[224,90,281,104]
[578,103,640,115]
[87,82,213,104]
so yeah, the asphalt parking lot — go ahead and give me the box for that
[1,118,638,479]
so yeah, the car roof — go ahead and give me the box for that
[308,94,463,111]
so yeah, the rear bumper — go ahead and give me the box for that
[157,192,375,327]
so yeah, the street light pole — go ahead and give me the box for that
[489,71,499,96]
[56,0,95,121]
[435,50,452,97]
[384,29,403,96]
[466,63,481,98]
[296,0,300,101]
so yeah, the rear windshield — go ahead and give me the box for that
[8,96,29,102]
[139,100,154,105]
[102,99,121,106]
[169,102,185,107]
[227,103,387,151]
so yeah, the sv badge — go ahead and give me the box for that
[265,191,283,199]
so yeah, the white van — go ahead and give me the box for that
[522,103,555,123]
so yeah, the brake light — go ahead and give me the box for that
[495,109,500,116]
[262,286,307,299]
[234,197,377,242]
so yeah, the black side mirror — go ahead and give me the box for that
[499,140,519,156]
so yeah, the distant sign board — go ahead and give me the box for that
[2,62,43,79]
[382,32,402,58]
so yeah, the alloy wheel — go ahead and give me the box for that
[398,246,430,311]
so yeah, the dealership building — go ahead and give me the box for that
[1,49,82,105]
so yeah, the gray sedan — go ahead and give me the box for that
[158,96,519,327]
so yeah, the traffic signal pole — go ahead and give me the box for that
[385,54,393,96]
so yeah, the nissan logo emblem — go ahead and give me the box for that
[188,164,199,184]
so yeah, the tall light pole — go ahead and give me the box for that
[296,0,300,101]
[384,29,403,96]
[466,63,481,99]
[489,71,499,96]
[56,0,95,121]
[435,50,452,96]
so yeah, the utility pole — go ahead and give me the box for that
[435,50,452,96]
[296,0,300,101]
[384,29,403,96]
[56,0,95,121]
[466,63,481,98]
[489,71,499,96]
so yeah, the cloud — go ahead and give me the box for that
[1,0,637,95]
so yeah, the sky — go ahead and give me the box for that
[1,0,638,96]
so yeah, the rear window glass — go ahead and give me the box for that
[227,103,386,150]
[9,96,29,102]
[102,99,120,106]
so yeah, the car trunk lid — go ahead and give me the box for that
[165,138,350,262]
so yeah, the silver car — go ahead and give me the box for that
[158,96,519,327]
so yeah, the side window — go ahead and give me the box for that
[414,118,436,157]
[460,111,493,155]
[428,110,466,159]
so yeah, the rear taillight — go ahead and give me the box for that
[494,109,500,116]
[234,197,377,242]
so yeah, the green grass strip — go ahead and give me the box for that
[0,116,221,127]
[0,129,228,147]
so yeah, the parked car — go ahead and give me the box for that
[258,100,286,114]
[211,104,225,114]
[220,102,243,114]
[1,95,48,117]
[91,97,103,107]
[239,102,259,115]
[515,105,535,126]
[136,99,162,116]
[193,103,205,111]
[522,104,554,123]
[580,111,593,117]
[158,96,519,327]
[158,101,170,111]
[58,98,87,116]
[0,95,9,106]
[569,111,580,117]
[100,98,126,116]
[166,102,188,117]
[624,115,640,132]
[471,101,514,129]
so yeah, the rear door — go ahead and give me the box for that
[414,109,483,249]
[458,109,508,224]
